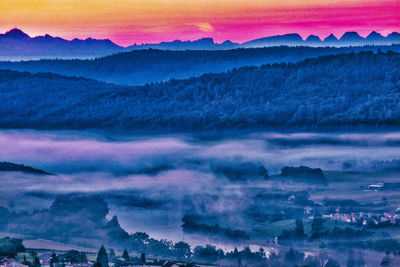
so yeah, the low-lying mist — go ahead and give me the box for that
[1,130,400,249]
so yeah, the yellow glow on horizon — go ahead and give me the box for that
[0,0,375,23]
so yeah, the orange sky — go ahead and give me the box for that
[0,0,399,46]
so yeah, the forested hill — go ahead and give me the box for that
[0,45,399,86]
[1,51,399,132]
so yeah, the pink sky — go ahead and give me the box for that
[0,0,399,46]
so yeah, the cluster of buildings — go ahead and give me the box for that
[37,253,92,267]
[325,208,400,227]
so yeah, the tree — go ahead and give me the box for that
[79,252,88,263]
[140,253,146,263]
[232,247,239,258]
[285,248,296,262]
[22,256,30,267]
[0,237,26,258]
[96,245,109,267]
[193,245,224,262]
[122,249,129,261]
[33,256,41,267]
[311,210,324,238]
[108,249,115,261]
[258,247,265,259]
[30,250,38,258]
[65,250,87,263]
[130,232,149,252]
[50,252,59,267]
[174,241,191,260]
[295,218,305,238]
[284,247,304,263]
[380,251,391,266]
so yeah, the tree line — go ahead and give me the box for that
[0,51,399,132]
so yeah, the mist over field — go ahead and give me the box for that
[2,130,400,176]
[1,130,400,260]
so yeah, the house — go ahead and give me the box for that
[288,195,295,203]
[39,253,52,265]
[367,183,384,190]
[304,206,312,215]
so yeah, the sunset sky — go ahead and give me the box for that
[0,0,399,46]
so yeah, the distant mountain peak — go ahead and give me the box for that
[3,28,30,39]
[278,33,303,41]
[366,31,385,41]
[306,35,322,43]
[323,34,339,43]
[222,40,234,44]
[387,32,400,41]
[197,37,214,43]
[35,34,55,40]
[340,31,364,42]
[242,33,303,47]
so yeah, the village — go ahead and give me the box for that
[324,208,400,227]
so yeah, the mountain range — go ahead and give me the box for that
[0,28,124,60]
[1,28,400,60]
[242,31,400,48]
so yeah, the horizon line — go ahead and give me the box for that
[1,27,399,48]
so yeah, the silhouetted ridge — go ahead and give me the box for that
[323,34,339,43]
[1,45,399,86]
[1,28,30,39]
[1,28,400,60]
[340,32,364,43]
[366,31,385,41]
[243,33,303,47]
[0,162,53,175]
[305,35,322,43]
[0,51,399,132]
[128,37,239,50]
[387,32,400,42]
[0,28,123,60]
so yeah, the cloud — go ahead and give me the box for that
[192,22,214,32]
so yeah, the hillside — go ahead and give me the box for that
[1,45,399,85]
[0,162,53,175]
[0,51,399,132]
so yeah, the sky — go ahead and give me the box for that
[0,0,399,46]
